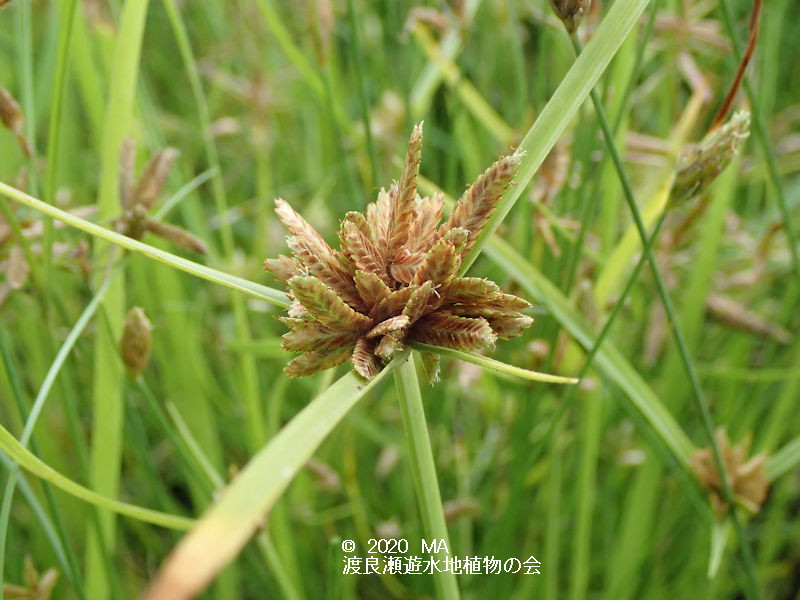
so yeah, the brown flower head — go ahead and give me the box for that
[0,86,31,156]
[265,123,532,380]
[115,139,207,254]
[670,111,750,205]
[120,306,153,379]
[690,428,769,515]
[548,0,592,33]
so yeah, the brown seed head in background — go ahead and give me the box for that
[120,306,153,379]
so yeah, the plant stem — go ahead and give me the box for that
[0,181,289,308]
[569,31,763,600]
[162,0,266,453]
[0,424,194,530]
[716,0,800,289]
[43,0,79,310]
[459,0,651,275]
[395,355,460,600]
[345,0,379,187]
[86,0,150,595]
[409,342,577,384]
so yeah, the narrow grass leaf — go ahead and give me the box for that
[0,182,290,307]
[394,355,461,600]
[0,425,194,530]
[483,236,694,462]
[460,0,652,274]
[409,342,578,385]
[143,354,408,600]
[766,436,800,481]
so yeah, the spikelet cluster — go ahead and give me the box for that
[265,123,533,380]
[670,111,751,204]
[690,428,769,516]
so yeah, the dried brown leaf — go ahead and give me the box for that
[0,87,23,135]
[305,458,340,492]
[311,0,335,62]
[6,244,29,289]
[0,86,30,156]
[0,214,11,247]
[707,292,791,344]
[119,138,137,210]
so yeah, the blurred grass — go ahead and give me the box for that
[1,1,799,599]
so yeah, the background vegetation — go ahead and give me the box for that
[0,0,798,598]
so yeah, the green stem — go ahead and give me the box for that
[43,0,80,304]
[0,452,78,594]
[766,436,800,481]
[553,214,668,439]
[717,0,800,289]
[611,0,660,132]
[0,424,194,531]
[459,0,651,275]
[165,402,227,490]
[562,0,659,294]
[144,358,408,600]
[136,380,217,497]
[409,341,577,384]
[162,0,265,450]
[0,181,289,308]
[394,354,460,600]
[345,0,379,187]
[569,31,762,600]
[86,0,150,595]
[0,272,117,563]
[142,387,306,600]
[0,330,86,598]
